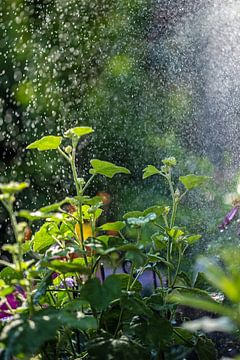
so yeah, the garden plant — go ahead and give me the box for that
[0,126,218,360]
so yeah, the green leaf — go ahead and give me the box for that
[143,205,166,217]
[87,333,148,360]
[45,259,90,275]
[126,213,157,227]
[142,165,160,179]
[169,290,234,318]
[185,234,202,244]
[197,257,240,303]
[90,159,130,178]
[26,135,62,151]
[195,336,217,360]
[123,211,143,220]
[0,267,21,284]
[39,197,76,213]
[80,275,122,311]
[179,174,210,190]
[0,309,97,358]
[0,182,29,194]
[33,222,59,252]
[167,227,185,241]
[98,221,125,232]
[64,126,94,138]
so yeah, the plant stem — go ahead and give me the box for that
[82,174,95,193]
[170,246,182,288]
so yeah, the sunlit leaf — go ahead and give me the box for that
[90,159,130,178]
[142,165,160,179]
[98,221,125,232]
[0,182,29,194]
[26,136,62,151]
[179,174,210,190]
[64,126,94,138]
[33,223,59,252]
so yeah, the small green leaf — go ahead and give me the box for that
[179,174,210,190]
[162,157,177,167]
[64,126,94,138]
[26,136,62,151]
[98,221,125,232]
[143,206,166,217]
[0,182,29,194]
[185,234,202,244]
[90,159,130,178]
[142,165,160,179]
[123,211,143,220]
[167,227,185,241]
[126,213,157,227]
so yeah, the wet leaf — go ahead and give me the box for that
[98,221,125,232]
[0,182,29,194]
[179,174,210,190]
[26,136,62,151]
[64,126,94,138]
[90,159,130,178]
[142,165,160,179]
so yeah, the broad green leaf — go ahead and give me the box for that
[45,259,90,275]
[142,165,160,179]
[80,275,122,311]
[26,135,62,151]
[90,159,130,178]
[179,174,210,190]
[0,309,97,358]
[87,334,148,360]
[33,223,59,252]
[98,221,125,232]
[64,126,94,138]
[0,182,29,194]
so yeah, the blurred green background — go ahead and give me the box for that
[0,0,239,253]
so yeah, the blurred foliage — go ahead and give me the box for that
[0,0,239,255]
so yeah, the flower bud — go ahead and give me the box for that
[64,145,72,154]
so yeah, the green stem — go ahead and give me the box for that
[170,246,182,288]
[71,145,88,268]
[82,174,95,194]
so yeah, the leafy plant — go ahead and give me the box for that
[0,127,214,360]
